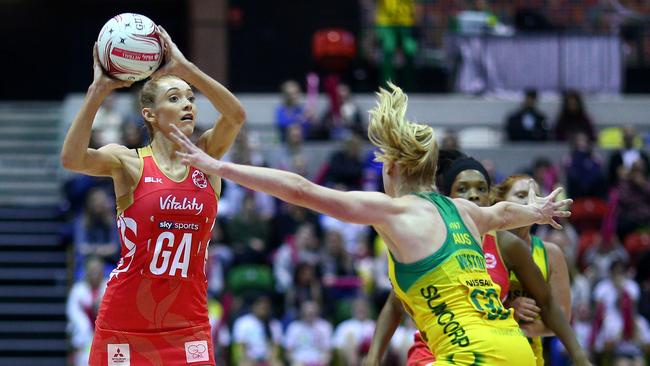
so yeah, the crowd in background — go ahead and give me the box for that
[58,3,650,365]
[60,76,650,365]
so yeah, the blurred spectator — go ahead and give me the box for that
[323,135,364,190]
[232,295,283,366]
[583,233,629,281]
[284,262,323,323]
[514,8,553,31]
[541,228,579,272]
[333,297,375,366]
[319,214,369,256]
[318,83,366,140]
[207,219,233,298]
[273,223,321,294]
[62,130,114,215]
[273,123,305,173]
[504,89,550,141]
[92,94,125,146]
[120,120,146,149]
[320,230,357,282]
[389,317,418,366]
[270,204,322,251]
[608,125,650,187]
[563,132,607,199]
[362,148,384,192]
[616,159,650,241]
[592,260,650,364]
[228,193,271,257]
[440,129,460,150]
[275,80,314,142]
[480,158,504,185]
[73,188,119,279]
[284,301,333,366]
[554,90,596,142]
[374,0,417,90]
[320,230,361,309]
[635,251,650,326]
[67,256,107,366]
[530,157,559,196]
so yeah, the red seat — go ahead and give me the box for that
[570,197,608,232]
[312,28,356,72]
[625,232,650,256]
[577,230,600,268]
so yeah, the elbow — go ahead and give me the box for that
[230,106,247,126]
[60,153,79,172]
[288,176,311,205]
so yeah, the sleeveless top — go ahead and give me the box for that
[482,231,509,302]
[387,192,520,359]
[95,145,218,332]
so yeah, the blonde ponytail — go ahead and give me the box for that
[368,83,438,187]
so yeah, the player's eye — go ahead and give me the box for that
[169,96,179,102]
[188,96,196,103]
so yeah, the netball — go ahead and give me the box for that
[97,13,162,81]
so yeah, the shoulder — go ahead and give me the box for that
[542,240,569,276]
[99,144,139,164]
[495,231,528,265]
[543,240,565,262]
[451,197,482,218]
[98,143,135,156]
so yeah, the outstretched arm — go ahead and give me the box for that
[60,44,132,176]
[153,26,246,159]
[499,232,591,366]
[170,126,404,226]
[365,291,404,365]
[456,181,572,235]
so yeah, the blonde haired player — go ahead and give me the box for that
[169,83,572,365]
[61,26,245,365]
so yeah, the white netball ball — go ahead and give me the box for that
[97,13,163,81]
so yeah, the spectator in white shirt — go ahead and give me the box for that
[333,297,376,366]
[67,256,107,366]
[284,300,333,366]
[232,295,283,366]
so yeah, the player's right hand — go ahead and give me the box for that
[92,43,133,92]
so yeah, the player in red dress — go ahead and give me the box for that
[60,26,245,366]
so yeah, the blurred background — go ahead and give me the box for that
[2,0,650,365]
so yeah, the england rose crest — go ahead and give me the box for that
[192,170,208,189]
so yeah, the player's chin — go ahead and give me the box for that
[174,122,194,135]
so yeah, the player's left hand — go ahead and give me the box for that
[528,181,572,229]
[169,125,222,174]
[508,296,540,323]
[151,26,192,80]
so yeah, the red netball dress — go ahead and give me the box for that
[90,146,218,366]
[406,231,510,366]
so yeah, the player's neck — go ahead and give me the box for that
[150,136,183,166]
[395,182,433,197]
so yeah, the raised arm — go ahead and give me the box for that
[499,232,591,366]
[365,291,404,365]
[60,45,132,176]
[456,183,572,235]
[170,126,404,226]
[152,27,246,159]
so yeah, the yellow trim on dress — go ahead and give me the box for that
[116,147,147,215]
